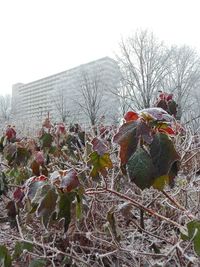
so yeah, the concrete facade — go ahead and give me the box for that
[12,57,121,126]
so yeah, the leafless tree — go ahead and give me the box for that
[161,45,200,120]
[75,71,105,127]
[116,29,171,110]
[0,94,11,122]
[53,87,70,123]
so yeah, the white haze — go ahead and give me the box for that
[0,0,200,95]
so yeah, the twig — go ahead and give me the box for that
[162,190,195,220]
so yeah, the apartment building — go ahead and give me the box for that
[12,57,121,126]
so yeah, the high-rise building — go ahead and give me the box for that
[12,57,121,125]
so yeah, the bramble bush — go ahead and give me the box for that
[0,92,200,266]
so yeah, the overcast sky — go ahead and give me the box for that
[1,0,200,95]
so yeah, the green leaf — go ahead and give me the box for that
[152,175,169,190]
[13,241,33,259]
[29,259,47,267]
[36,187,58,228]
[181,220,200,256]
[40,133,53,148]
[57,192,75,232]
[113,120,139,165]
[150,133,180,186]
[88,151,113,178]
[127,147,156,190]
[75,187,84,220]
[0,245,12,267]
[15,146,31,164]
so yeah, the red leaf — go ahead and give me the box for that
[113,120,139,165]
[55,123,66,135]
[158,126,175,135]
[91,137,108,156]
[35,151,45,165]
[166,94,173,101]
[13,188,24,203]
[5,126,16,141]
[60,170,80,192]
[124,111,139,122]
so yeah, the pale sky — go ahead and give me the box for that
[1,0,200,95]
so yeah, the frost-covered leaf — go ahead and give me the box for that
[60,170,80,192]
[57,192,75,232]
[39,133,53,148]
[91,137,108,156]
[136,121,153,144]
[88,151,113,178]
[36,187,58,228]
[150,133,180,186]
[127,147,156,189]
[139,107,173,122]
[113,120,139,165]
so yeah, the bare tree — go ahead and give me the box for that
[116,30,171,110]
[0,94,11,122]
[161,45,200,120]
[53,87,70,123]
[75,71,104,126]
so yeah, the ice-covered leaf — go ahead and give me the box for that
[36,187,58,228]
[139,107,173,122]
[88,151,113,178]
[136,121,153,144]
[5,126,16,142]
[60,170,80,192]
[113,120,139,165]
[57,192,75,232]
[91,137,108,156]
[127,147,156,189]
[39,133,53,148]
[150,133,180,185]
